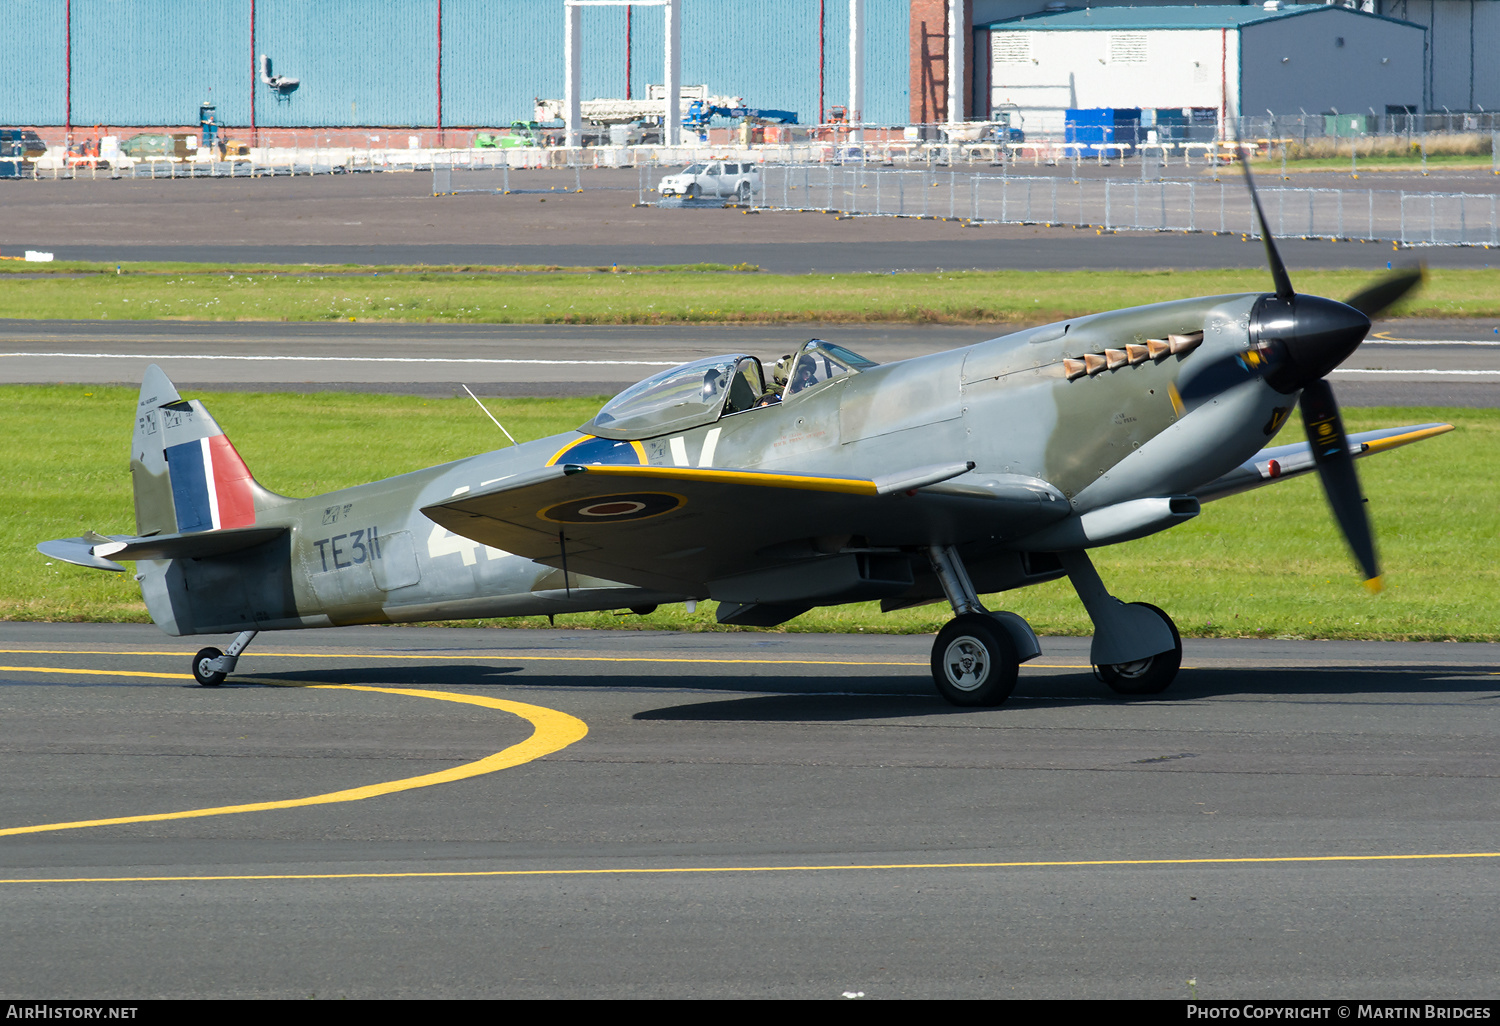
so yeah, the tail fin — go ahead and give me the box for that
[131,365,290,536]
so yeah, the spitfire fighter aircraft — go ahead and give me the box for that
[42,175,1449,705]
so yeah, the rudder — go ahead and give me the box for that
[131,364,287,536]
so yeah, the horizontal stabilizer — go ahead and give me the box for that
[94,525,288,562]
[1196,423,1453,503]
[39,524,288,571]
[37,535,130,572]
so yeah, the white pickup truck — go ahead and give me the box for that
[658,161,762,201]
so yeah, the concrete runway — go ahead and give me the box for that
[4,316,1499,406]
[2,621,1499,998]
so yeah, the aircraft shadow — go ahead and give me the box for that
[630,664,1500,722]
[233,664,525,687]
[210,662,1500,721]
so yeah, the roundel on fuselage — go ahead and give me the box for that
[546,435,647,467]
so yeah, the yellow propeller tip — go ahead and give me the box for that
[1364,576,1384,594]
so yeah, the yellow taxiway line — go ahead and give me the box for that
[3,850,1498,886]
[0,683,587,838]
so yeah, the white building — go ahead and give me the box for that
[984,4,1427,138]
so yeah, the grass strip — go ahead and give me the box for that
[1253,157,1498,174]
[0,261,760,276]
[1,265,1496,324]
[7,386,1491,640]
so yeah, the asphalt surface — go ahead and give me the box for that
[3,622,1499,999]
[4,317,1498,406]
[4,171,1499,273]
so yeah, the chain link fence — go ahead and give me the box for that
[754,165,1499,247]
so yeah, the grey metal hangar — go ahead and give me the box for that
[983,4,1426,140]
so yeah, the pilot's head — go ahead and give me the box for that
[772,354,794,386]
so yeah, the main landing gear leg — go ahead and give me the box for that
[925,545,1041,707]
[1057,549,1181,697]
[192,629,259,687]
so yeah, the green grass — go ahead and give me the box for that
[1260,158,1497,174]
[0,260,757,276]
[1253,154,1498,173]
[7,386,1491,640]
[0,264,1495,323]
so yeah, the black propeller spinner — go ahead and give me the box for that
[1233,137,1424,591]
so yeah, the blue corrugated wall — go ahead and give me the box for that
[3,0,69,124]
[71,0,251,126]
[5,0,910,128]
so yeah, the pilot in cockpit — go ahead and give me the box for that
[756,354,794,406]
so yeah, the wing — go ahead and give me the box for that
[420,462,1070,594]
[1195,423,1453,503]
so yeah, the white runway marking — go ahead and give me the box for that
[1333,369,1500,376]
[0,352,676,367]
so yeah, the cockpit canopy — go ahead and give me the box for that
[583,340,878,441]
[783,339,879,396]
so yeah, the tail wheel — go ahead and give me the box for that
[1095,603,1181,697]
[931,613,1019,707]
[193,647,227,687]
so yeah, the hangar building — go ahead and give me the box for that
[0,0,1486,131]
[983,4,1427,138]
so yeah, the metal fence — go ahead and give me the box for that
[432,161,662,196]
[753,165,1499,247]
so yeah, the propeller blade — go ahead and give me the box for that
[1300,378,1381,591]
[1233,133,1295,301]
[1342,266,1425,320]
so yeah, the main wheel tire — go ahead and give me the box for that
[931,613,1019,707]
[193,647,227,687]
[1096,603,1181,697]
[684,183,700,199]
[737,181,750,202]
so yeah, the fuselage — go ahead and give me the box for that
[140,291,1293,636]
